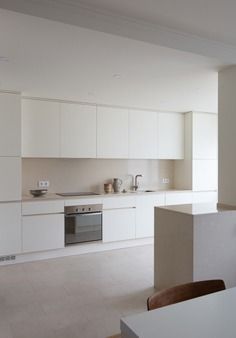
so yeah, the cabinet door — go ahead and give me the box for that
[22,99,60,157]
[61,103,96,158]
[97,107,129,158]
[157,113,184,159]
[0,157,21,201]
[0,202,21,255]
[192,159,218,191]
[103,208,135,242]
[192,113,217,159]
[136,194,165,238]
[129,110,158,159]
[22,214,64,253]
[0,92,21,156]
[165,192,193,206]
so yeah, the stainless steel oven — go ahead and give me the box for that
[65,204,102,245]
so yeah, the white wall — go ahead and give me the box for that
[218,66,236,205]
[22,158,174,195]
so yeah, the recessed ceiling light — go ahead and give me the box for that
[112,74,121,79]
[0,56,9,62]
[88,92,95,97]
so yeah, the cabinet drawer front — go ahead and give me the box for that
[102,196,136,209]
[64,198,103,207]
[22,200,64,215]
[22,214,64,253]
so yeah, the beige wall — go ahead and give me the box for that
[218,66,236,205]
[22,158,174,195]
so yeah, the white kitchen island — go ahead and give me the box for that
[121,287,236,338]
[154,203,236,290]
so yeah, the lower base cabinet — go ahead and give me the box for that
[0,202,21,256]
[103,208,136,242]
[22,214,64,253]
[136,194,165,238]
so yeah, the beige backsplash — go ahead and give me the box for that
[22,158,174,195]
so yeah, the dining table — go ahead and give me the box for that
[121,287,236,337]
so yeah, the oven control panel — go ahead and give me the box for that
[65,204,103,215]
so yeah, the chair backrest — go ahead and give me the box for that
[147,279,226,311]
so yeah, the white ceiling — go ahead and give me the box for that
[63,0,236,45]
[0,9,218,112]
[1,0,236,63]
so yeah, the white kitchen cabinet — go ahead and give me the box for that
[192,113,217,160]
[102,196,136,209]
[157,113,184,159]
[64,198,102,207]
[0,202,21,255]
[22,98,60,157]
[0,157,21,201]
[192,159,218,191]
[103,208,136,242]
[136,193,165,238]
[60,103,96,158]
[97,106,129,158]
[165,191,193,205]
[129,110,158,159]
[0,92,21,156]
[22,200,64,216]
[192,191,218,203]
[22,214,64,253]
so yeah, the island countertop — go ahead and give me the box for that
[156,203,236,215]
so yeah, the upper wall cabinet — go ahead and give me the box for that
[157,113,184,159]
[129,110,158,159]
[97,107,129,158]
[192,112,217,160]
[61,103,96,158]
[22,99,60,157]
[0,92,21,156]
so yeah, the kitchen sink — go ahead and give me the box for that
[128,190,156,193]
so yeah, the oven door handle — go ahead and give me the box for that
[65,212,102,217]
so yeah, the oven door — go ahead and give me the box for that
[65,212,102,245]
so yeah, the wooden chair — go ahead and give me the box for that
[147,279,226,311]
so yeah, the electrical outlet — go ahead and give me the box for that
[38,180,50,188]
[162,178,170,184]
[0,255,15,262]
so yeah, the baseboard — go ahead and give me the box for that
[0,238,153,266]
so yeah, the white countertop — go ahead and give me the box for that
[121,287,236,338]
[156,203,235,215]
[22,189,193,202]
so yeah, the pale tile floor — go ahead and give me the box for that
[0,245,154,338]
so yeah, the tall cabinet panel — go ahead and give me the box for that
[0,92,22,256]
[129,110,158,159]
[0,92,21,156]
[192,113,217,160]
[97,107,129,158]
[0,203,21,255]
[0,157,21,201]
[157,113,184,159]
[174,111,218,191]
[61,103,96,158]
[22,98,60,157]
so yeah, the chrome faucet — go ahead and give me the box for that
[132,174,143,191]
